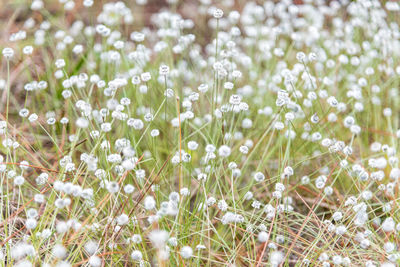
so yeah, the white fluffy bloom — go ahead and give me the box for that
[180,246,193,259]
[270,251,284,266]
[258,231,268,242]
[254,172,265,182]
[382,218,395,232]
[116,214,129,225]
[131,250,143,261]
[148,230,169,249]
[88,256,101,267]
[218,145,231,157]
[144,196,156,210]
[52,244,67,259]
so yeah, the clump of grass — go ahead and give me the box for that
[0,0,400,266]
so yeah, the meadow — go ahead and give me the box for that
[0,0,400,266]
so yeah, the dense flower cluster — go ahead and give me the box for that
[0,0,400,266]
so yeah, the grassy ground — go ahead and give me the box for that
[0,0,400,266]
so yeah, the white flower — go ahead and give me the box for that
[131,250,142,261]
[127,118,144,130]
[52,244,67,259]
[217,200,228,211]
[148,230,169,249]
[389,168,400,180]
[254,172,265,182]
[218,145,231,158]
[198,84,209,93]
[76,117,89,128]
[88,255,101,267]
[23,46,33,55]
[296,52,306,62]
[26,218,37,229]
[116,214,129,225]
[382,218,395,232]
[332,212,343,221]
[124,184,135,194]
[84,241,98,255]
[159,64,170,75]
[258,231,268,242]
[188,141,198,150]
[270,251,284,266]
[180,246,193,259]
[144,196,156,210]
[213,8,223,19]
[2,47,14,59]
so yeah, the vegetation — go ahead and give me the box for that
[0,0,400,266]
